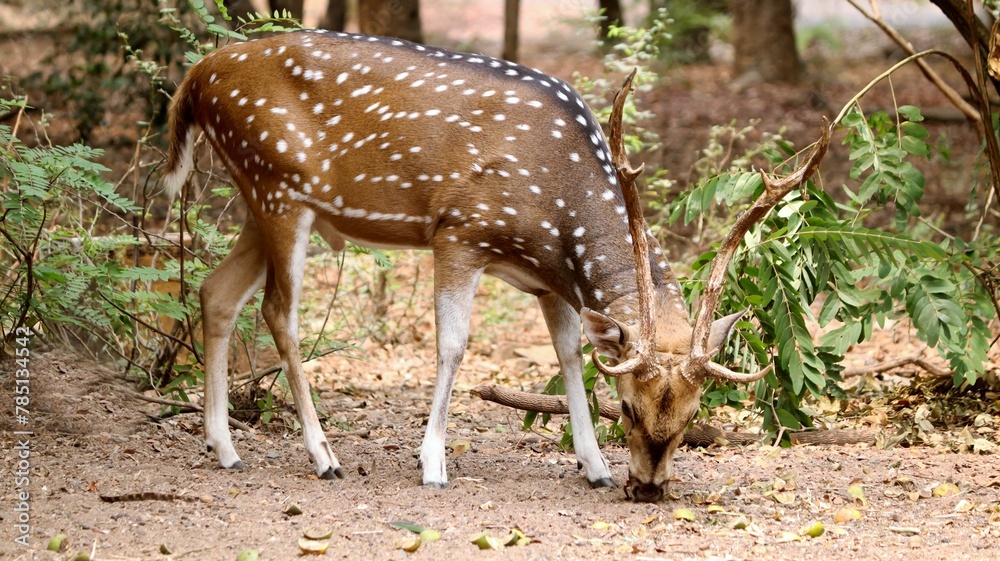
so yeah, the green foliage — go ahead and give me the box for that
[576,11,672,157]
[671,103,997,440]
[28,0,201,141]
[647,0,729,64]
[26,0,301,141]
[532,21,999,448]
[1,4,374,432]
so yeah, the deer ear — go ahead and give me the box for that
[581,308,629,358]
[706,310,747,355]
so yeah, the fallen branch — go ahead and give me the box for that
[125,390,369,439]
[842,352,952,378]
[125,390,253,433]
[471,383,876,446]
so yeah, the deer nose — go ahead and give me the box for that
[630,481,665,503]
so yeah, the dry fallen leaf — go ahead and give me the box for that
[303,527,334,540]
[932,483,960,498]
[235,548,259,561]
[848,484,868,507]
[503,528,531,547]
[800,521,825,538]
[767,491,796,505]
[673,508,697,522]
[954,499,975,513]
[47,535,67,552]
[298,537,329,555]
[394,537,421,553]
[778,531,802,543]
[471,531,503,550]
[834,508,863,523]
[450,440,471,457]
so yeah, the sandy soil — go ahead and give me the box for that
[1,320,999,561]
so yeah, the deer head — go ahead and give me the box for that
[582,71,831,502]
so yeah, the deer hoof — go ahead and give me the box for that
[423,481,447,490]
[588,476,617,489]
[320,466,345,480]
[225,460,247,471]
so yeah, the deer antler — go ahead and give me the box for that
[681,119,832,385]
[591,68,659,381]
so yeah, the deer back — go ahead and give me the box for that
[166,30,687,324]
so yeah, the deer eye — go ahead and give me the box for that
[620,400,635,423]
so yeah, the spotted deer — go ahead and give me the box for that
[164,30,828,501]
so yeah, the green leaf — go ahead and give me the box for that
[897,105,924,122]
[391,521,425,534]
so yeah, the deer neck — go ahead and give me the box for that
[557,219,692,348]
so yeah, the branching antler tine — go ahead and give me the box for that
[610,68,655,369]
[683,120,832,382]
[704,361,774,383]
[590,350,645,377]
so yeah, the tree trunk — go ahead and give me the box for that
[269,0,305,20]
[222,0,257,25]
[730,0,800,84]
[928,0,1000,95]
[318,0,348,31]
[502,0,520,62]
[598,0,622,42]
[358,0,423,44]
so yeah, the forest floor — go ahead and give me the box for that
[2,1,1000,560]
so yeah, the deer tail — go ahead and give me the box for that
[163,78,197,198]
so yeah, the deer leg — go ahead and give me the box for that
[537,293,616,488]
[258,209,344,480]
[201,216,267,470]
[419,253,485,488]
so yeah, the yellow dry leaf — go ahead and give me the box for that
[673,508,696,522]
[470,532,502,550]
[303,527,334,540]
[394,537,421,553]
[450,440,471,457]
[591,521,611,530]
[932,483,960,498]
[768,491,796,505]
[834,508,863,523]
[298,537,329,554]
[954,499,975,513]
[848,484,868,507]
[800,521,825,538]
[778,531,802,543]
[420,529,441,542]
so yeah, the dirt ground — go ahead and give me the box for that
[3,1,1000,560]
[2,315,1000,561]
